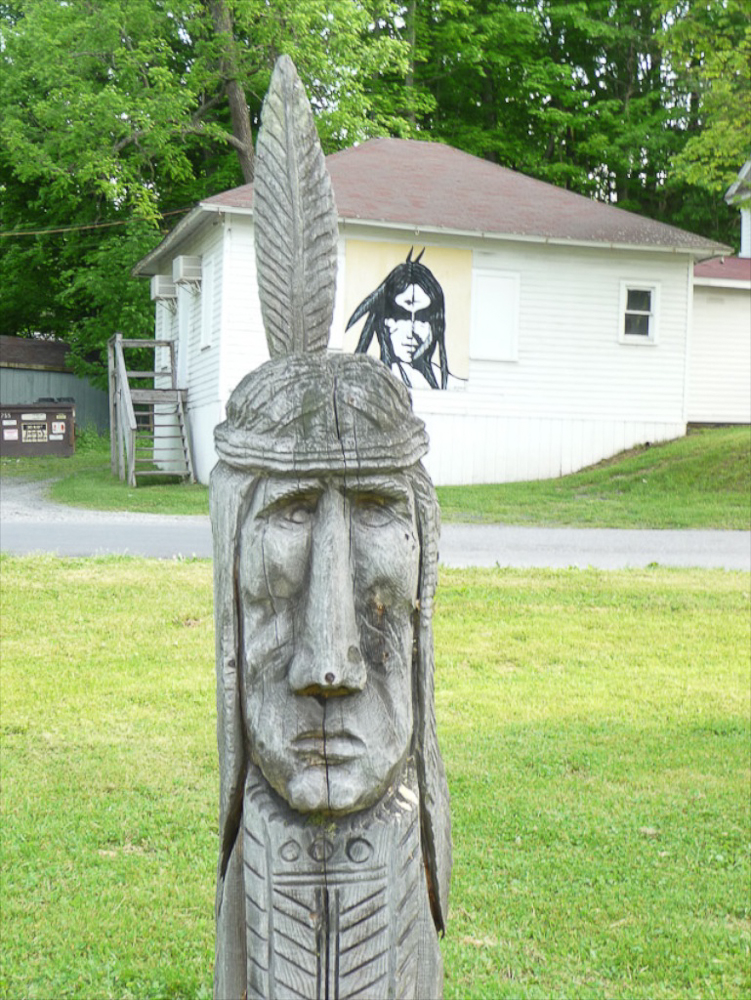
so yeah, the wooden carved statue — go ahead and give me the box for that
[210,56,451,1000]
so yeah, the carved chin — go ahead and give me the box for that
[276,760,402,815]
[284,769,329,813]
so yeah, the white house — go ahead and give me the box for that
[132,138,730,485]
[689,257,751,424]
[688,162,751,425]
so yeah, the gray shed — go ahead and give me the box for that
[0,336,109,433]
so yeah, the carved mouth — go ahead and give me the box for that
[293,731,365,765]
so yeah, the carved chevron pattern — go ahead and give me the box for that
[243,769,424,999]
[253,54,338,359]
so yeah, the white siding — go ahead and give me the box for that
[688,281,751,423]
[218,215,267,404]
[329,236,348,352]
[184,230,222,410]
[149,217,698,485]
[466,243,690,423]
[164,215,265,484]
[167,223,222,475]
[188,397,225,483]
[409,241,692,484]
[417,409,684,485]
[149,221,225,476]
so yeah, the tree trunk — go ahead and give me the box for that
[226,76,255,183]
[405,0,417,127]
[209,0,255,183]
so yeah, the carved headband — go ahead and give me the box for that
[214,352,429,474]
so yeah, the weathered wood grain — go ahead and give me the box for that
[242,765,425,1000]
[253,54,338,359]
[211,54,450,1000]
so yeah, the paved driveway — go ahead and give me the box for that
[2,478,749,570]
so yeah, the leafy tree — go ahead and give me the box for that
[407,0,743,244]
[661,0,751,215]
[0,0,413,380]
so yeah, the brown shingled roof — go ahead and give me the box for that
[202,137,728,254]
[0,335,71,371]
[694,256,751,282]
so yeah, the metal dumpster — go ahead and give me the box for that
[0,402,76,458]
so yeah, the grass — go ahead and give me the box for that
[0,430,210,516]
[436,426,751,529]
[51,466,210,516]
[2,425,749,528]
[1,556,749,999]
[0,427,114,482]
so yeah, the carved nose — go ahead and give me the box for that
[288,493,366,697]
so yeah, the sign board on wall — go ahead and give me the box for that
[0,404,75,457]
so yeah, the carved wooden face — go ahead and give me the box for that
[238,473,421,814]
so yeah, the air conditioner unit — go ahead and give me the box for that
[150,275,177,301]
[172,255,202,283]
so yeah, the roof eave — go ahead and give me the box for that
[131,200,731,276]
[131,205,213,277]
[339,215,732,258]
[694,275,751,288]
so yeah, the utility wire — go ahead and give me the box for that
[0,205,194,238]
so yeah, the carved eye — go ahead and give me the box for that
[354,496,396,528]
[283,501,315,525]
[269,494,317,526]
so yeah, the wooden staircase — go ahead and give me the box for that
[107,333,195,487]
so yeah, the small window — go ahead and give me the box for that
[620,281,659,344]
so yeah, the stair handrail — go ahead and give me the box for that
[109,333,138,485]
[114,337,178,387]
[107,333,189,486]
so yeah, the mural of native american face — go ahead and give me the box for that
[346,248,449,390]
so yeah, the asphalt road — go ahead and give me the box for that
[2,478,749,570]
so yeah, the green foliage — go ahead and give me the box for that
[1,558,748,997]
[74,424,110,453]
[437,427,751,529]
[660,0,751,200]
[0,0,414,378]
[408,0,744,245]
[0,0,747,381]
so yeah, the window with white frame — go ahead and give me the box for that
[619,281,659,344]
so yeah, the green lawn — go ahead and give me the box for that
[437,426,751,529]
[1,425,749,527]
[0,432,209,517]
[1,557,748,999]
[0,427,113,482]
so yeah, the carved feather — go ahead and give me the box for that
[253,55,338,358]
